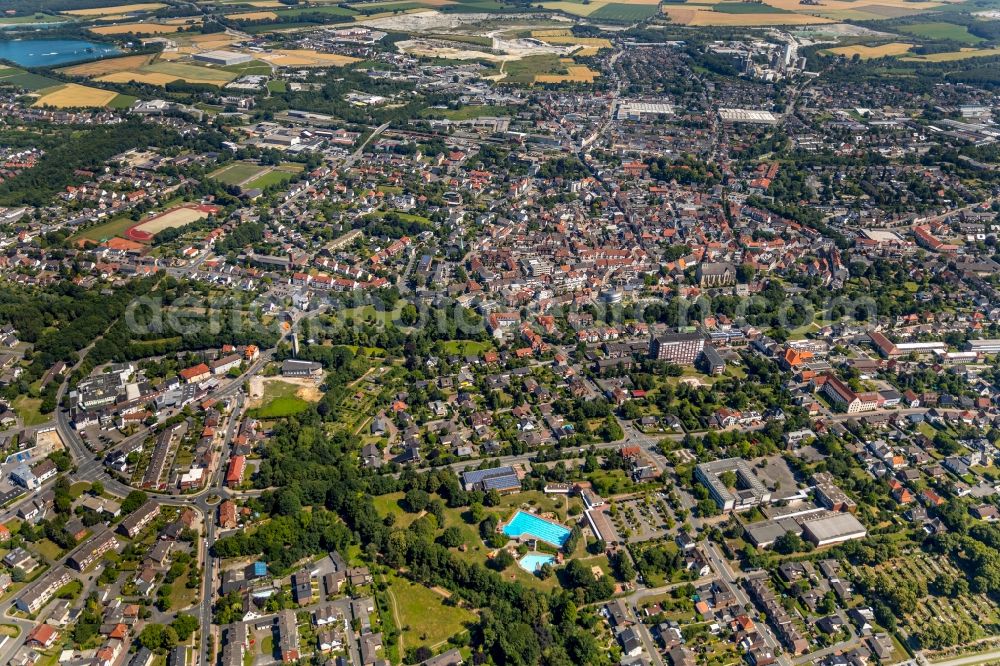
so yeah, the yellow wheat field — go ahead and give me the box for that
[663,6,833,24]
[226,10,278,19]
[33,83,118,108]
[903,46,1000,61]
[59,54,155,77]
[535,64,599,84]
[96,70,181,85]
[825,42,913,58]
[63,2,165,15]
[256,49,361,67]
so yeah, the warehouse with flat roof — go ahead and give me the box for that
[801,512,867,547]
[193,50,253,67]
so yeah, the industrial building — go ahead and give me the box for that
[800,512,867,547]
[461,465,521,493]
[193,50,253,67]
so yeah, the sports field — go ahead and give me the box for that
[127,204,219,241]
[33,83,120,108]
[824,42,913,58]
[210,161,270,186]
[63,2,165,15]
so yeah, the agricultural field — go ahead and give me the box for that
[903,46,1000,61]
[225,10,279,19]
[532,29,612,56]
[823,42,914,58]
[90,21,196,35]
[0,68,61,91]
[33,83,122,109]
[897,21,985,43]
[662,6,833,25]
[62,2,166,15]
[58,54,155,77]
[96,61,237,86]
[255,49,361,67]
[535,62,599,84]
[0,12,69,24]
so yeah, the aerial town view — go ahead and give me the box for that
[0,0,998,663]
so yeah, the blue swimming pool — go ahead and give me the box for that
[519,553,556,573]
[502,511,571,547]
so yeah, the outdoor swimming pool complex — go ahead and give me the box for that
[503,510,571,547]
[518,553,556,573]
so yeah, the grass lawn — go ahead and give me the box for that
[267,80,286,93]
[387,575,474,650]
[35,539,63,561]
[250,377,314,418]
[252,395,309,418]
[69,482,91,499]
[168,572,199,610]
[12,396,48,427]
[438,340,493,355]
[501,54,566,85]
[70,215,136,243]
[371,493,422,528]
[260,634,274,658]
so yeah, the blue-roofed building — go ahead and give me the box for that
[247,561,267,578]
[462,466,522,494]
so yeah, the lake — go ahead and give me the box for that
[0,39,120,67]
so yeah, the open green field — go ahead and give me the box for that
[12,396,47,427]
[34,538,64,561]
[438,340,493,355]
[210,161,268,186]
[0,68,61,91]
[898,21,985,43]
[371,493,422,528]
[251,379,316,418]
[422,105,511,120]
[266,80,286,92]
[272,4,357,17]
[714,1,790,12]
[387,575,474,650]
[145,61,236,84]
[589,2,660,20]
[0,13,69,24]
[70,215,135,243]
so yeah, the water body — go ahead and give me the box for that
[0,39,120,67]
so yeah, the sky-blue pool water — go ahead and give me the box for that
[502,510,571,547]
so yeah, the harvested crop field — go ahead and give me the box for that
[662,6,833,24]
[824,42,913,58]
[97,70,179,85]
[33,83,119,108]
[535,63,598,83]
[59,54,155,77]
[903,46,1000,61]
[256,49,361,67]
[90,22,192,34]
[127,204,219,241]
[64,2,166,14]
[226,10,279,19]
